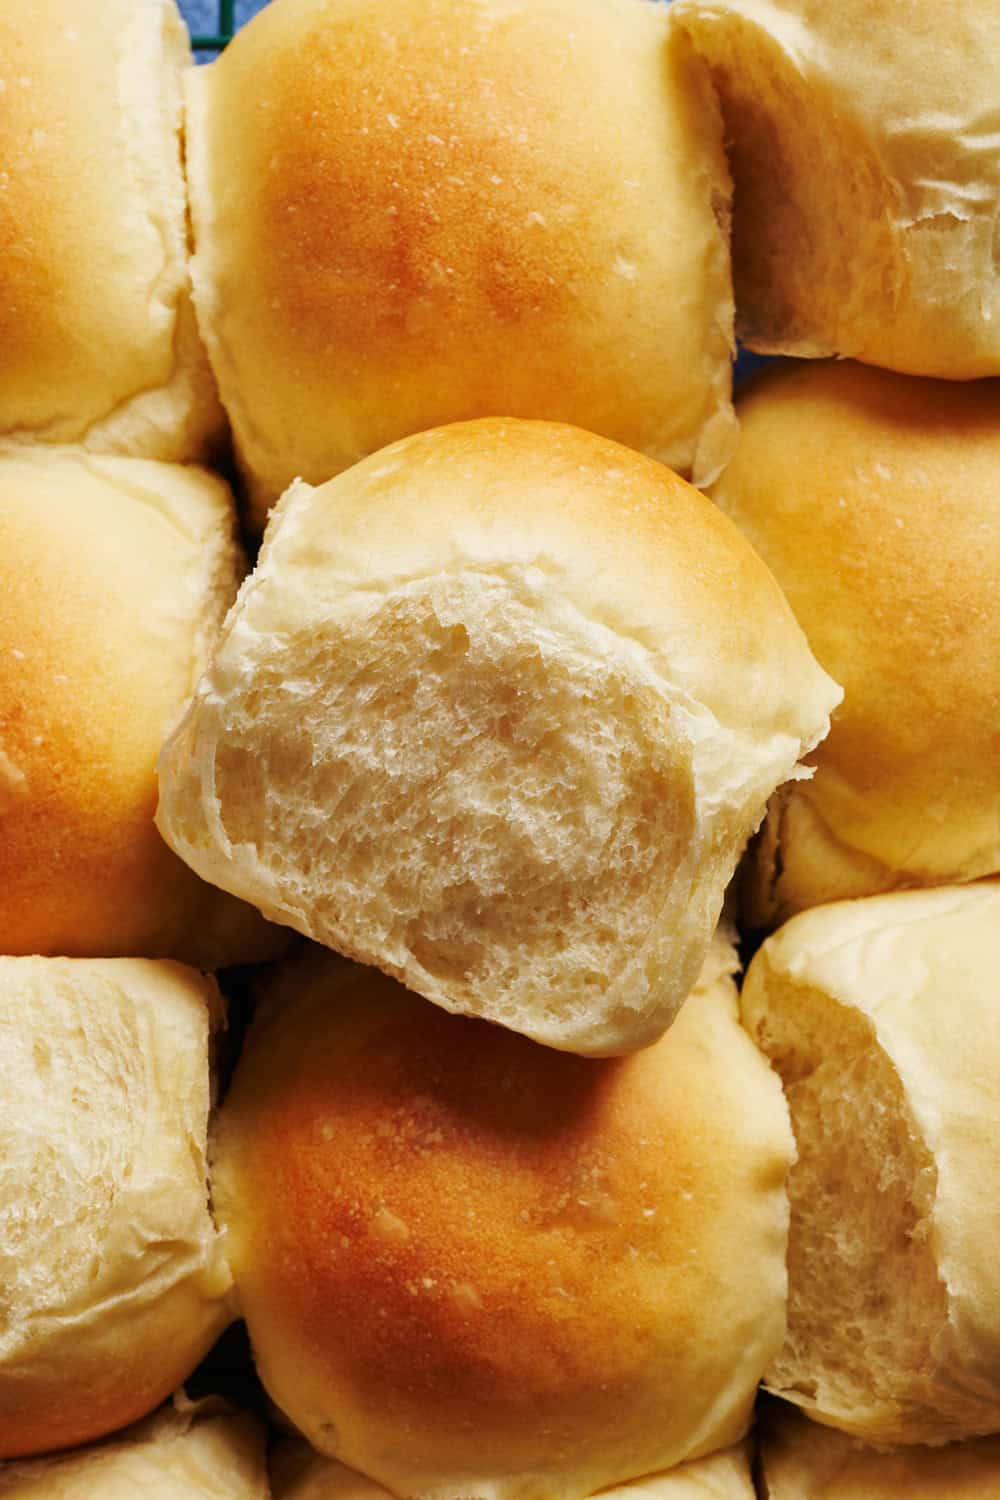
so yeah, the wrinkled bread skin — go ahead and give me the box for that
[673,0,1000,378]
[743,884,1000,1444]
[0,0,222,461]
[271,1441,756,1500]
[709,361,1000,929]
[186,0,736,527]
[0,1403,270,1498]
[158,419,839,1055]
[0,959,236,1459]
[760,1398,1000,1498]
[0,448,281,965]
[213,943,792,1500]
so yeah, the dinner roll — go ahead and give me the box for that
[213,939,793,1500]
[672,0,1000,378]
[0,0,221,461]
[706,360,1000,928]
[0,958,235,1459]
[157,419,838,1054]
[186,0,736,525]
[759,1399,1000,1498]
[741,883,1000,1446]
[271,1441,756,1500]
[0,448,279,964]
[0,1402,270,1498]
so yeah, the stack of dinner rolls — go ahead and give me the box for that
[1,0,998,1494]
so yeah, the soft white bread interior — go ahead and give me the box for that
[0,0,222,461]
[0,958,235,1459]
[672,0,1000,378]
[186,0,736,526]
[0,447,280,965]
[271,1441,756,1499]
[157,419,839,1054]
[0,1401,270,1498]
[759,1398,1000,1498]
[741,883,1000,1445]
[707,360,1000,928]
[212,936,793,1500]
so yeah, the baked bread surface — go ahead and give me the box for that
[0,958,235,1459]
[673,0,1000,377]
[213,940,792,1500]
[0,0,222,460]
[760,1398,1000,1497]
[0,447,278,964]
[157,418,839,1053]
[186,0,737,523]
[0,1403,269,1498]
[742,883,1000,1445]
[709,360,1000,926]
[271,1440,756,1500]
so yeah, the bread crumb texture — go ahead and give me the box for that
[158,419,839,1054]
[0,958,234,1459]
[673,0,1000,376]
[743,882,1000,1444]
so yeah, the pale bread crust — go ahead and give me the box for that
[0,0,222,461]
[185,0,736,526]
[0,959,235,1459]
[157,419,839,1054]
[0,447,280,965]
[743,884,1000,1444]
[271,1440,756,1500]
[674,0,1000,377]
[0,1403,270,1498]
[708,360,1000,927]
[760,1399,1000,1498]
[213,938,792,1500]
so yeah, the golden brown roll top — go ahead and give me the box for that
[157,419,839,1054]
[708,359,1000,926]
[0,958,236,1460]
[213,941,793,1500]
[759,1400,1000,1498]
[673,0,1000,378]
[0,447,279,965]
[742,883,1000,1446]
[186,0,737,525]
[0,0,221,461]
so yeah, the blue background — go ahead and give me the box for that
[179,1,266,37]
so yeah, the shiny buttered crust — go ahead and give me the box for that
[0,958,235,1459]
[157,419,839,1054]
[0,1403,270,1498]
[742,884,1000,1444]
[0,447,279,965]
[272,1441,756,1499]
[708,360,1000,926]
[212,939,793,1500]
[673,0,1000,377]
[0,0,222,460]
[186,0,736,524]
[760,1401,1000,1498]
